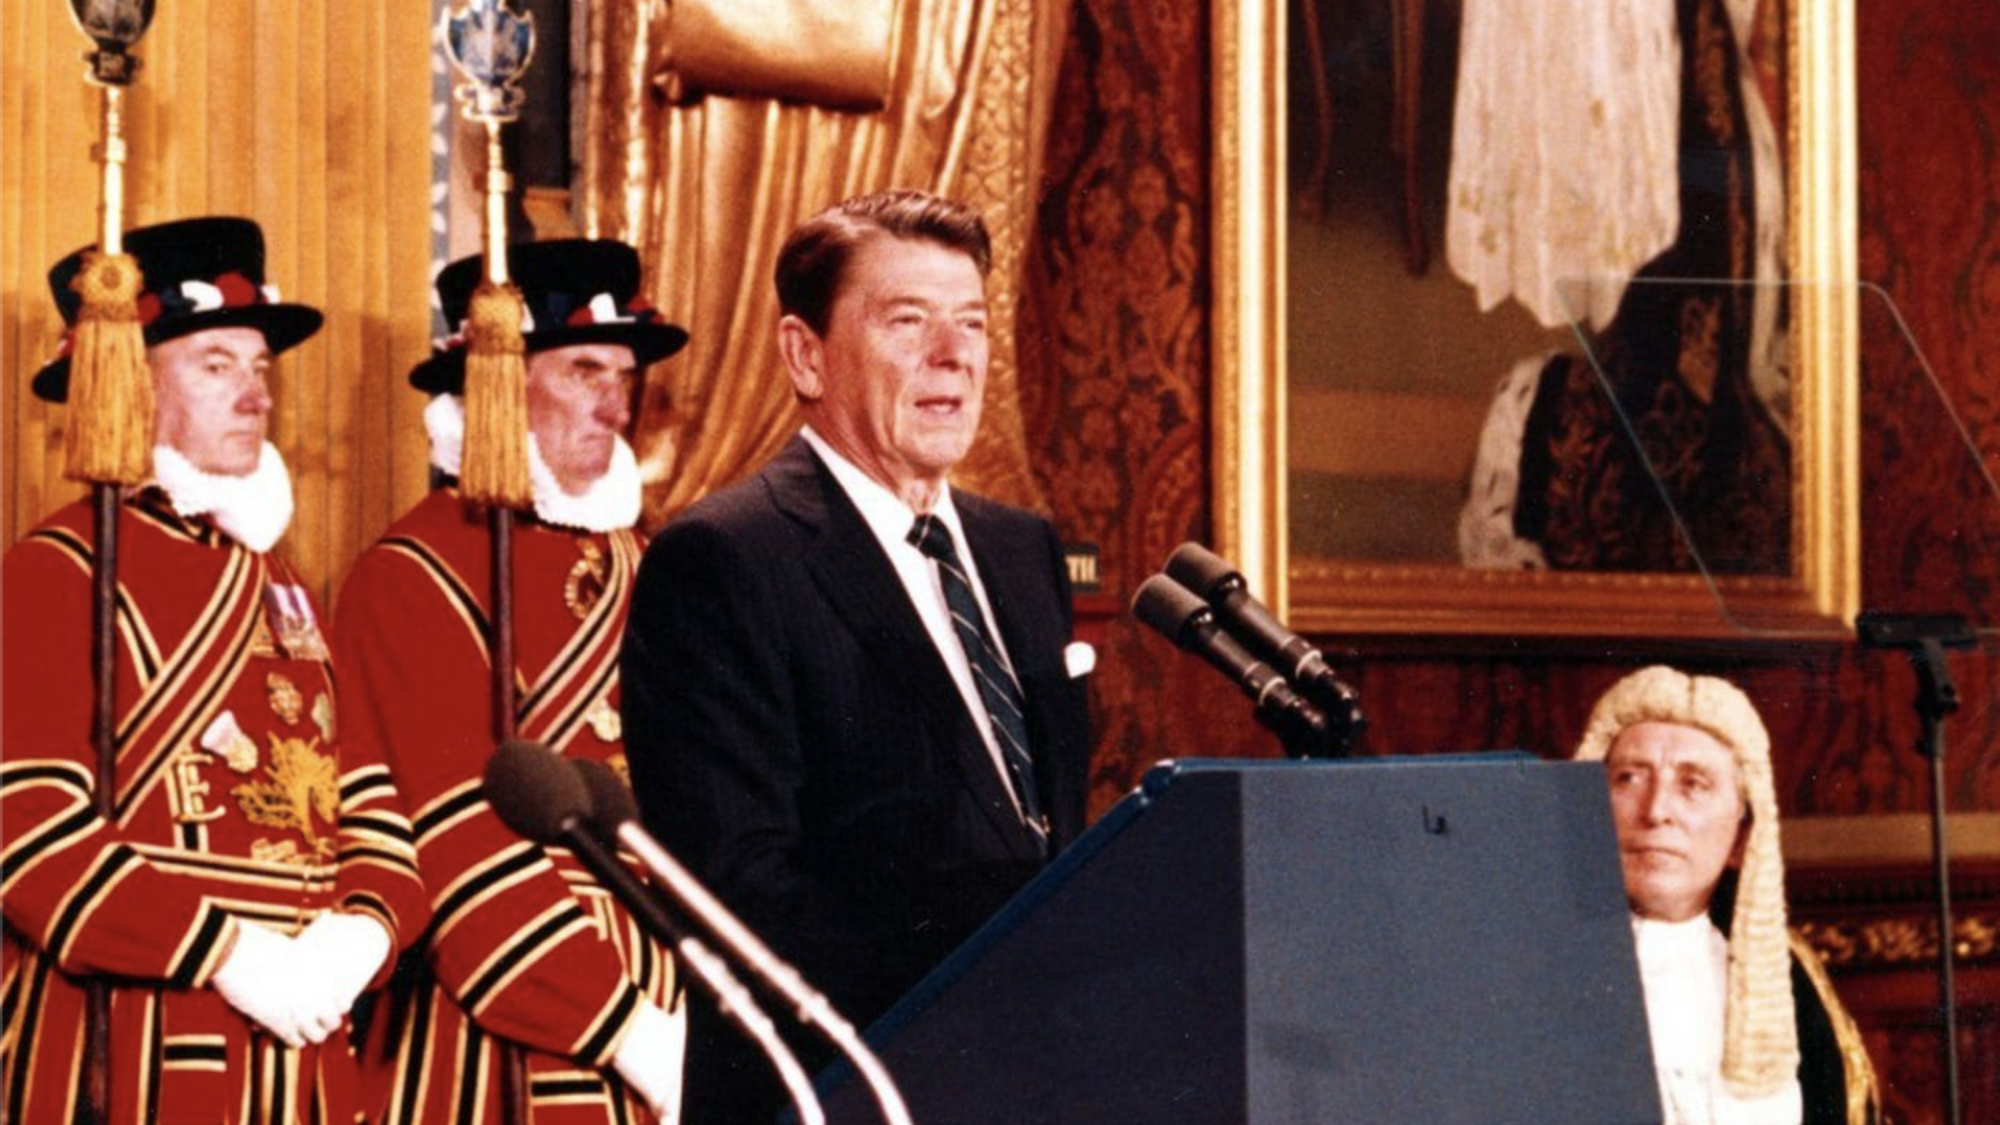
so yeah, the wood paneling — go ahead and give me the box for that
[1,0,436,604]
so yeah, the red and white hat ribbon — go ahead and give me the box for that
[51,273,281,361]
[137,271,279,326]
[430,290,644,354]
[570,292,639,326]
[172,277,284,315]
[430,302,539,354]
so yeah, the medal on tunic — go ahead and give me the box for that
[311,692,336,742]
[267,673,304,725]
[263,582,330,661]
[586,698,622,742]
[249,613,281,659]
[564,539,608,620]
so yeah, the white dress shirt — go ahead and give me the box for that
[801,427,1028,819]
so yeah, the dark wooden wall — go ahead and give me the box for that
[1021,1,2000,1121]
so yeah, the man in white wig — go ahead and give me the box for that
[1575,665,1880,1125]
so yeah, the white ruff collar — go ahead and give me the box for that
[151,442,295,552]
[423,394,641,533]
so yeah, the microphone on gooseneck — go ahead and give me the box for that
[481,741,827,1125]
[1163,542,1366,754]
[1131,574,1334,757]
[571,759,915,1125]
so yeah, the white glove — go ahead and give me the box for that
[611,1000,687,1122]
[294,910,392,1017]
[210,920,341,1048]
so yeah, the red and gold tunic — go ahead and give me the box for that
[1,491,428,1125]
[333,488,678,1125]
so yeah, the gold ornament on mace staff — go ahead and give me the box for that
[62,0,159,486]
[441,0,538,511]
[439,5,538,1119]
[61,5,158,1123]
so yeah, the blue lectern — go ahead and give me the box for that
[819,755,1660,1124]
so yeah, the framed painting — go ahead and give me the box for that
[1211,0,1858,638]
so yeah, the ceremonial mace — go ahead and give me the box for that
[441,2,538,1120]
[60,2,160,1122]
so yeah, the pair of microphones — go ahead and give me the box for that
[1132,543,1366,758]
[483,741,910,1125]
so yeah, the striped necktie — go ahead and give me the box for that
[908,514,1049,852]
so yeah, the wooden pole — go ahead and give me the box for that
[441,4,539,1118]
[65,11,160,1116]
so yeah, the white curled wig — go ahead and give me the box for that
[1574,664,1799,1099]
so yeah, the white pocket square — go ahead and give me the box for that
[1064,641,1097,678]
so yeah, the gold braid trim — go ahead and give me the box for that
[1788,930,1882,1125]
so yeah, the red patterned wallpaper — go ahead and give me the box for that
[1020,0,1270,817]
[1025,0,2000,828]
[1853,0,2000,812]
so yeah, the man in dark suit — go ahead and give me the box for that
[622,189,1094,1125]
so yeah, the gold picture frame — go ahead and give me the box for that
[1211,0,1859,639]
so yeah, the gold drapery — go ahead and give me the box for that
[663,0,897,108]
[1,0,435,603]
[576,0,1070,526]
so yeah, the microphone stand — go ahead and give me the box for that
[558,826,827,1125]
[611,824,914,1125]
[1857,611,1975,1125]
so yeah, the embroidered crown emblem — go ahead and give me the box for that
[232,734,340,856]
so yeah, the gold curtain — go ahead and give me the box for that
[1,0,436,603]
[576,0,1071,526]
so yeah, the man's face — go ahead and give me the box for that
[150,326,274,477]
[1605,721,1747,922]
[526,342,637,495]
[782,235,989,506]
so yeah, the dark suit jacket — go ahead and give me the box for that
[622,436,1091,1122]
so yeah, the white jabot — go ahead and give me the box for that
[422,393,641,533]
[151,442,295,553]
[800,426,1026,819]
[1632,913,1803,1125]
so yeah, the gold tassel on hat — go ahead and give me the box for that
[62,249,155,485]
[459,279,533,508]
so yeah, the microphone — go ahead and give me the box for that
[1131,574,1333,756]
[573,759,915,1125]
[482,741,827,1125]
[1163,542,1366,753]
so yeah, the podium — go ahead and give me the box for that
[820,756,1661,1124]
